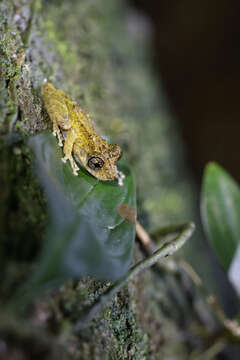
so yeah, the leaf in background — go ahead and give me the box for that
[201,162,240,271]
[26,133,136,291]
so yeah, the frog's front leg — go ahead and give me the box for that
[62,128,79,176]
[48,102,71,147]
[53,103,72,147]
[52,120,64,147]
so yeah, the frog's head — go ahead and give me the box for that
[74,143,122,181]
[87,144,122,181]
[42,82,55,97]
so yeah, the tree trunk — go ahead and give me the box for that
[0,0,231,359]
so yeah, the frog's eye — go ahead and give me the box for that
[87,156,104,170]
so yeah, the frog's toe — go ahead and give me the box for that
[52,131,57,137]
[61,156,68,163]
[73,163,79,171]
[58,140,63,147]
[73,168,79,176]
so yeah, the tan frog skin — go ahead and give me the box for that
[43,83,122,181]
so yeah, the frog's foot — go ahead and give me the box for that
[52,127,63,147]
[116,169,125,186]
[62,155,79,176]
[73,168,79,176]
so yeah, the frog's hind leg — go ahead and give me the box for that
[62,129,79,176]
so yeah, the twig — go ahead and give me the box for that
[207,295,240,337]
[73,222,195,331]
[189,340,226,360]
[135,221,153,248]
[178,259,202,286]
[178,261,240,338]
[136,221,190,253]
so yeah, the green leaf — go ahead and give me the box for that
[201,162,240,270]
[27,133,136,290]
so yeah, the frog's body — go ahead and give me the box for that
[43,83,122,181]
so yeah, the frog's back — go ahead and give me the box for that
[71,104,100,136]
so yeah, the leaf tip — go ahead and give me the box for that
[204,161,221,176]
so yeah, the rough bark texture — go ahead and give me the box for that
[0,0,235,359]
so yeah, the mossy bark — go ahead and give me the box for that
[0,1,222,359]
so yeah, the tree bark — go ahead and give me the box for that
[0,0,231,359]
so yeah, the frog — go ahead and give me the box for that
[43,82,124,183]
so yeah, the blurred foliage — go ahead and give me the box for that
[201,162,240,296]
[201,163,240,270]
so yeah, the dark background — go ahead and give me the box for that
[130,0,240,183]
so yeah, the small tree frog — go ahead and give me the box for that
[43,83,124,183]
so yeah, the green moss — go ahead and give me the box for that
[104,288,148,360]
[47,276,149,359]
[0,0,60,138]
